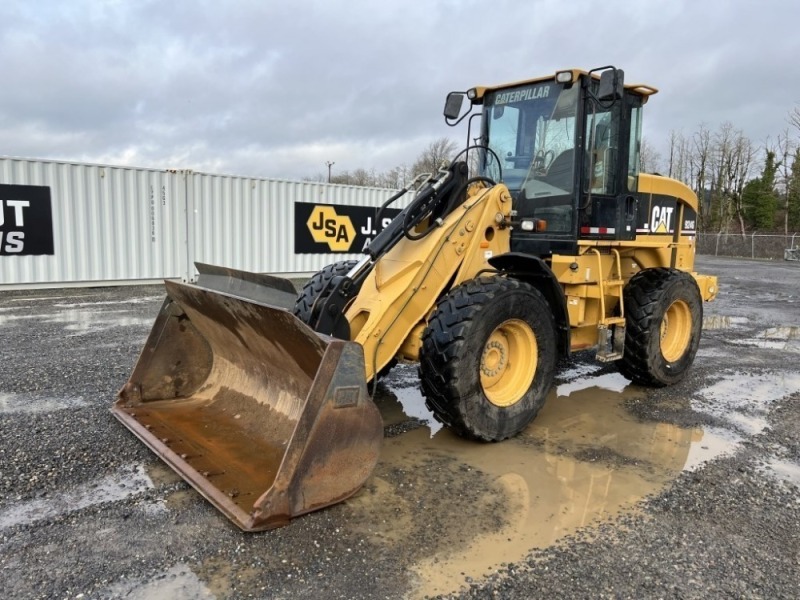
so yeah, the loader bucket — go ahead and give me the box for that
[112,274,383,532]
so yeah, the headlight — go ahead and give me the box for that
[555,70,574,84]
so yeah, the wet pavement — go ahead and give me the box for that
[1,255,799,599]
[374,379,694,597]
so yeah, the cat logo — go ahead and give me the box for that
[306,205,356,251]
[650,205,674,234]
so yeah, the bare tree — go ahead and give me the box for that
[691,125,711,228]
[791,106,800,136]
[710,123,755,236]
[375,165,409,190]
[350,168,377,187]
[659,128,697,192]
[411,137,459,179]
[667,129,684,180]
[639,137,662,173]
[303,138,459,189]
[774,131,795,235]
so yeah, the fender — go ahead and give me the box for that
[488,252,570,358]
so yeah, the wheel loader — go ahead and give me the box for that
[113,67,718,531]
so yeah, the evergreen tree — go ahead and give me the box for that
[788,148,800,229]
[742,151,779,230]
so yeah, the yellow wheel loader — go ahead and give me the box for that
[113,67,718,531]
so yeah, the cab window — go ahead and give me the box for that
[583,105,621,196]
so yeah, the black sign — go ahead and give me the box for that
[294,202,401,254]
[0,184,54,255]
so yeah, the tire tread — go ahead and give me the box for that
[618,268,702,387]
[419,276,555,441]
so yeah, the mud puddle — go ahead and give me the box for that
[365,376,705,598]
[104,563,214,600]
[0,464,154,530]
[0,392,88,414]
[759,457,800,487]
[145,461,184,487]
[681,426,742,471]
[391,384,441,434]
[693,370,800,435]
[53,296,163,308]
[555,362,603,381]
[727,326,800,352]
[6,294,104,302]
[0,307,152,333]
[556,371,629,397]
[702,315,749,330]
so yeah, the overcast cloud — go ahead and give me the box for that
[1,0,798,181]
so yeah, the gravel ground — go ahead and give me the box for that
[1,255,799,599]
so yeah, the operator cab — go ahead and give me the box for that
[445,68,656,257]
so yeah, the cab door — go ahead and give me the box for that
[579,93,640,242]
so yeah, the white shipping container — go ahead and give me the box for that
[0,157,409,289]
[187,172,402,275]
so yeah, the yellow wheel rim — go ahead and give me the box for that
[480,319,537,407]
[660,299,692,362]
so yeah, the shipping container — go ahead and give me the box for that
[0,157,408,289]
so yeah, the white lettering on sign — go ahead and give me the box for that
[0,184,54,256]
[0,200,30,227]
[0,231,25,253]
[360,216,392,236]
[650,206,674,234]
[494,86,551,106]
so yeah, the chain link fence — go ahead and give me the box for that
[696,232,800,261]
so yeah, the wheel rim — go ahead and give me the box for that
[480,319,537,407]
[660,299,692,362]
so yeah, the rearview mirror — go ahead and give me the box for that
[598,69,624,101]
[443,92,467,121]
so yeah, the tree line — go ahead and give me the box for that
[642,107,800,235]
[312,107,800,235]
[309,138,459,190]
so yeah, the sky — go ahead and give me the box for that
[1,0,798,182]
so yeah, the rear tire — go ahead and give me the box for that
[419,276,557,441]
[617,268,702,387]
[292,260,358,324]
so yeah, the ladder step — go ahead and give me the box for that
[596,323,626,362]
[596,351,623,363]
[603,317,626,326]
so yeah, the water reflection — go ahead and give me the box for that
[364,374,703,598]
[0,307,152,333]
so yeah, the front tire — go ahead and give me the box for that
[419,276,557,441]
[292,260,358,324]
[293,260,396,380]
[617,268,703,387]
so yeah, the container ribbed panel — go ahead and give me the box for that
[1,157,409,288]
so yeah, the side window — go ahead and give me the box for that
[583,107,620,195]
[487,105,524,174]
[628,105,643,186]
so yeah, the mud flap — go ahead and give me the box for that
[113,275,382,531]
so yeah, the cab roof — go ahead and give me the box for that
[469,69,658,104]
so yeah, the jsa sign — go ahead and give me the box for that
[294,202,400,253]
[0,184,54,255]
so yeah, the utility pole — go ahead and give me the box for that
[326,161,335,183]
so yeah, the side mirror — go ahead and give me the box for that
[598,69,624,101]
[443,92,468,121]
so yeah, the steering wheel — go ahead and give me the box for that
[532,150,555,175]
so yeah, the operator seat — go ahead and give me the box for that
[542,149,574,191]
